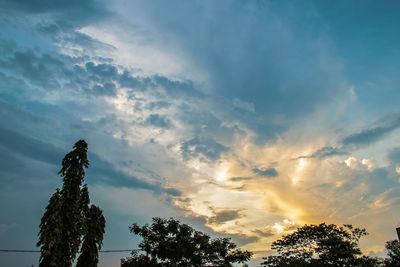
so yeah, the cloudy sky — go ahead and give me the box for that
[1,0,400,266]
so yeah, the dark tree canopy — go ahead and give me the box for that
[121,217,252,267]
[261,223,380,267]
[77,204,106,267]
[385,240,400,267]
[37,189,63,267]
[37,140,105,267]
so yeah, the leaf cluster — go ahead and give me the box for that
[262,223,372,267]
[37,140,105,267]
[121,217,252,267]
[384,240,400,267]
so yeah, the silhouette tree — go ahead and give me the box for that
[37,189,63,266]
[261,223,379,267]
[121,217,252,267]
[77,204,106,267]
[37,140,105,267]
[385,240,400,266]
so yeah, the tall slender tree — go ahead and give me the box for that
[37,140,105,267]
[77,204,106,267]
[37,189,63,266]
[59,140,90,266]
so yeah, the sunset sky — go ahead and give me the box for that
[1,1,400,266]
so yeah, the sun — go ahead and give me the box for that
[216,169,227,181]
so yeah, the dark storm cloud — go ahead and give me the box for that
[252,167,278,178]
[181,137,229,161]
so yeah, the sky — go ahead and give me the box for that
[1,0,400,266]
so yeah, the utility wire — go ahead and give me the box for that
[0,249,133,253]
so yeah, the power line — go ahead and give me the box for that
[0,249,133,253]
[0,250,39,253]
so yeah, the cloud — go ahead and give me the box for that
[252,229,274,238]
[208,209,242,225]
[1,0,111,33]
[1,0,97,13]
[87,153,182,197]
[92,82,117,96]
[145,101,171,110]
[153,75,203,98]
[3,2,400,265]
[0,120,181,197]
[0,125,64,166]
[181,137,228,161]
[233,98,255,113]
[299,146,349,159]
[114,1,350,141]
[342,117,400,147]
[144,114,171,129]
[86,62,119,80]
[0,38,198,100]
[372,188,400,210]
[119,71,144,90]
[388,147,400,165]
[230,177,253,182]
[0,48,64,90]
[252,168,278,178]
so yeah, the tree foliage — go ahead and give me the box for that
[121,217,252,267]
[37,140,105,267]
[77,204,106,267]
[385,240,400,267]
[261,223,377,267]
[37,189,63,266]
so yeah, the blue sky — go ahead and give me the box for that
[1,1,400,266]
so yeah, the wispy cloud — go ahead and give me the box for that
[252,168,278,178]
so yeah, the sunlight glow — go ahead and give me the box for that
[292,176,300,184]
[216,169,228,181]
[291,158,307,184]
[362,158,375,171]
[297,158,307,172]
[336,181,343,187]
[345,157,358,168]
[272,223,284,233]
